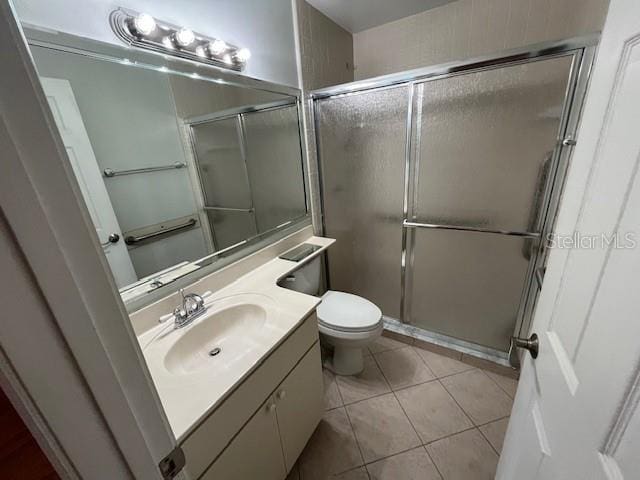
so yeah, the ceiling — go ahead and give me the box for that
[305,0,457,33]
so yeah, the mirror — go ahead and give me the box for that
[26,29,309,307]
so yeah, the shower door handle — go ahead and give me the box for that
[403,220,539,238]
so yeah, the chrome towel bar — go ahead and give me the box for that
[125,218,197,245]
[403,220,540,239]
[103,162,187,177]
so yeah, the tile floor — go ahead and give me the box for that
[288,335,518,480]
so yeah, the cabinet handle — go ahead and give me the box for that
[267,402,276,412]
[277,390,286,401]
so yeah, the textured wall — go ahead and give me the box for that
[295,1,355,235]
[354,0,610,80]
[297,0,354,90]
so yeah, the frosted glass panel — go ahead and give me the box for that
[317,86,409,318]
[409,229,530,351]
[206,210,257,250]
[413,56,573,231]
[243,105,307,233]
[409,56,574,351]
[191,118,252,209]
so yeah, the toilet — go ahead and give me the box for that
[282,257,383,375]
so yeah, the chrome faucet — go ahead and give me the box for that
[170,288,207,328]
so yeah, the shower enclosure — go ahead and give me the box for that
[187,101,307,250]
[312,37,597,364]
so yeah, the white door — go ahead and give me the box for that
[498,1,640,478]
[41,77,137,288]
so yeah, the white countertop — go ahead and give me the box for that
[137,235,334,440]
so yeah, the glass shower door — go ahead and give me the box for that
[191,117,258,249]
[406,56,575,352]
[317,86,409,318]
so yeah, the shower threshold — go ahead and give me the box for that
[382,317,512,368]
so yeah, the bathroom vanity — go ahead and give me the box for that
[133,232,334,479]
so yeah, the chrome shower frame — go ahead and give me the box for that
[310,35,599,366]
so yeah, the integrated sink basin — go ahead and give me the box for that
[141,293,280,381]
[164,303,267,374]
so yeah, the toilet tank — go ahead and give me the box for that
[280,256,321,296]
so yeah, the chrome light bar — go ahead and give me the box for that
[109,8,251,71]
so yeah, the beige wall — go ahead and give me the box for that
[297,0,354,90]
[354,0,609,80]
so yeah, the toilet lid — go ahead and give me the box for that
[317,290,382,332]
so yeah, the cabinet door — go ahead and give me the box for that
[201,395,285,480]
[275,342,324,471]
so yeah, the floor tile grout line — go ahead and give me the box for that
[331,368,347,407]
[369,351,394,392]
[479,368,517,399]
[341,403,368,473]
[347,352,493,456]
[411,345,478,379]
[436,377,477,427]
[320,375,505,478]
[337,464,370,479]
[391,381,426,447]
[475,414,510,428]
[409,344,446,379]
[439,376,511,429]
[476,423,502,457]
[336,350,484,405]
[369,350,429,463]
[372,345,437,390]
[421,445,445,480]
[338,389,392,408]
[362,444,435,469]
[423,424,478,447]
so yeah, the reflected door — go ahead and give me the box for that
[242,105,307,233]
[406,56,575,352]
[41,77,137,287]
[191,117,258,249]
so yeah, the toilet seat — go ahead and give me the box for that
[317,290,382,333]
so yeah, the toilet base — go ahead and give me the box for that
[325,345,365,376]
[319,321,383,376]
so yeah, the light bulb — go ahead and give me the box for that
[162,36,174,50]
[195,45,206,57]
[235,48,251,62]
[174,28,195,47]
[222,54,233,65]
[131,13,156,36]
[208,39,227,55]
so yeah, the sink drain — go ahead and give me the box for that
[208,347,221,357]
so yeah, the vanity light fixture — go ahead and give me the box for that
[208,39,227,55]
[110,7,250,72]
[174,28,195,47]
[129,12,156,36]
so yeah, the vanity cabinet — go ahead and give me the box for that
[201,343,322,480]
[275,342,324,471]
[200,393,285,480]
[183,312,323,480]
